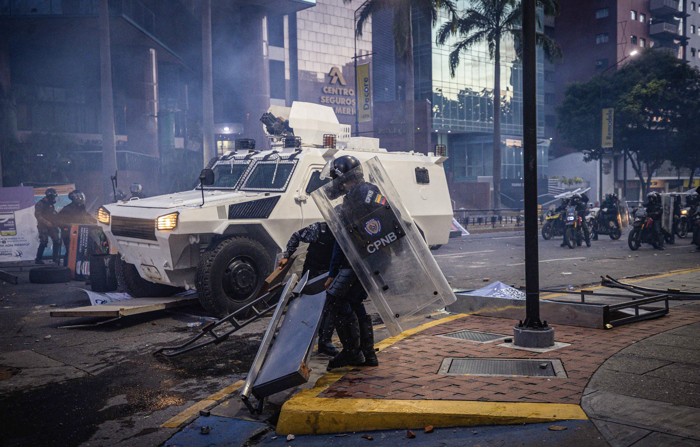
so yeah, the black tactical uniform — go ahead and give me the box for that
[280,222,339,356]
[35,189,61,264]
[57,190,96,266]
[643,192,665,249]
[324,156,380,371]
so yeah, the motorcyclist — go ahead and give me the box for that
[57,190,97,266]
[322,155,379,371]
[557,197,570,247]
[565,193,591,247]
[130,183,145,199]
[643,192,665,249]
[34,188,61,264]
[593,194,618,240]
[278,221,339,357]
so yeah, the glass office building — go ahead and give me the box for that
[374,1,551,206]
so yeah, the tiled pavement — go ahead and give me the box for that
[320,310,700,405]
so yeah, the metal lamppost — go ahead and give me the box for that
[513,0,554,348]
[352,6,376,137]
[598,50,638,203]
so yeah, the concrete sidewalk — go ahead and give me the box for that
[164,269,700,447]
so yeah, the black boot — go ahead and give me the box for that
[327,313,364,371]
[317,308,339,357]
[35,243,47,265]
[358,314,378,367]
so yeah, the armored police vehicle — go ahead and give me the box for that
[97,102,453,317]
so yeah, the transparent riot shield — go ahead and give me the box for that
[618,201,630,230]
[311,157,456,336]
[662,194,673,233]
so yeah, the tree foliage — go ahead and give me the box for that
[557,49,700,196]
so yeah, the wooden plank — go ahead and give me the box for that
[50,296,198,318]
[257,255,296,298]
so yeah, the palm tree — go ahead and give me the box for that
[349,0,459,153]
[436,0,560,211]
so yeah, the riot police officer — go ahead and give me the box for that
[35,188,61,264]
[279,221,339,356]
[643,192,665,249]
[322,155,379,371]
[57,190,96,266]
[130,183,145,199]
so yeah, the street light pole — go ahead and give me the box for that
[513,0,554,348]
[598,51,638,202]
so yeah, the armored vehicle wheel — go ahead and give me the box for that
[196,237,273,318]
[116,258,183,297]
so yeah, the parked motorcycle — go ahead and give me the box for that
[542,209,565,240]
[563,205,590,249]
[591,207,622,240]
[675,208,689,239]
[628,210,663,250]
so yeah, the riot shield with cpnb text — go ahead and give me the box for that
[311,157,456,336]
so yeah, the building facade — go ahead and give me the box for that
[372,1,551,209]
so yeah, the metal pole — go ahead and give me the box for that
[521,0,541,328]
[202,0,215,166]
[623,149,628,200]
[99,0,117,204]
[354,8,359,137]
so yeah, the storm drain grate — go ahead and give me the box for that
[438,358,567,378]
[438,330,508,343]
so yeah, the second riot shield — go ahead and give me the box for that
[618,201,629,230]
[311,157,456,336]
[662,194,673,233]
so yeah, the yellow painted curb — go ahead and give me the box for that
[161,379,245,428]
[276,397,587,435]
[277,313,587,435]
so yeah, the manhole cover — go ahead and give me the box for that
[438,358,567,378]
[438,330,507,343]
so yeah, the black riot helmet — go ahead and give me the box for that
[68,190,86,206]
[130,183,143,196]
[45,188,58,204]
[329,155,362,180]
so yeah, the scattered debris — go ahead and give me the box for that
[361,434,374,440]
[199,410,210,417]
[406,430,416,439]
[287,434,295,441]
[49,304,57,307]
[504,338,513,343]
[482,278,490,282]
[335,434,347,437]
[561,272,572,275]
[424,425,434,433]
[548,425,567,431]
[44,335,52,340]
[187,322,203,328]
[201,426,211,434]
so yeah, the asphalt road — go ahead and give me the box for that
[436,230,700,292]
[0,231,698,447]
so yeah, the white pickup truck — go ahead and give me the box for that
[98,102,453,317]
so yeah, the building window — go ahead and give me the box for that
[640,13,646,23]
[692,48,697,58]
[692,2,696,11]
[596,7,609,18]
[631,35,638,45]
[631,10,637,20]
[269,60,286,100]
[596,33,610,44]
[692,25,696,34]
[596,58,609,69]
[640,37,646,47]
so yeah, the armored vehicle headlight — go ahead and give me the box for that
[157,212,179,231]
[97,207,110,225]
